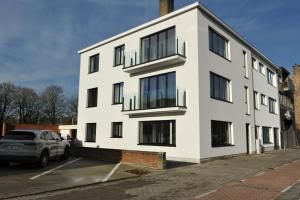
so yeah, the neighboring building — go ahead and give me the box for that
[278,67,297,148]
[58,125,77,141]
[77,1,281,162]
[293,64,300,143]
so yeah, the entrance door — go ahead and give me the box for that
[274,128,279,149]
[246,124,250,154]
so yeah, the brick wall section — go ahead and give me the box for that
[70,147,166,169]
[159,0,174,16]
[15,124,59,132]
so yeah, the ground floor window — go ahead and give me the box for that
[211,120,233,147]
[139,120,176,146]
[112,122,122,138]
[262,126,271,144]
[86,123,96,142]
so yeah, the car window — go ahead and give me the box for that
[45,132,54,140]
[40,133,47,140]
[3,131,36,140]
[51,132,61,140]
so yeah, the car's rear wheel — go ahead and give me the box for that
[61,147,70,160]
[38,150,49,168]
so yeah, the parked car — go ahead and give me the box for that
[0,129,70,167]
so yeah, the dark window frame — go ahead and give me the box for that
[86,123,96,143]
[262,126,272,144]
[111,122,123,138]
[87,88,98,108]
[210,72,232,103]
[261,94,267,106]
[138,120,176,147]
[254,91,259,110]
[211,120,233,148]
[114,45,125,67]
[139,72,177,109]
[269,97,277,114]
[140,26,177,64]
[112,82,124,104]
[89,54,99,74]
[267,68,275,86]
[259,62,264,74]
[209,27,230,60]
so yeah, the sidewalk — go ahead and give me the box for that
[194,158,300,200]
[14,148,300,200]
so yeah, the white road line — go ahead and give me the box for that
[194,190,217,198]
[281,185,292,193]
[102,163,121,182]
[240,179,246,182]
[29,157,82,180]
[255,172,265,176]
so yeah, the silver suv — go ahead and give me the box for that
[0,129,70,167]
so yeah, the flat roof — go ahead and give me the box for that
[78,1,278,70]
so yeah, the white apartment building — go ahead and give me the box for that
[77,1,281,163]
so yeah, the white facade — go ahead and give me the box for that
[77,2,281,163]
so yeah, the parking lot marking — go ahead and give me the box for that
[102,163,121,182]
[29,157,82,180]
[194,190,217,198]
[281,185,292,193]
[255,172,265,176]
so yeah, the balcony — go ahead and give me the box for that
[123,37,186,74]
[122,88,187,116]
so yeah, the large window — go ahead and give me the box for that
[209,28,229,59]
[86,123,96,142]
[269,97,277,114]
[245,86,250,115]
[211,120,233,147]
[210,72,231,102]
[89,54,99,73]
[259,62,265,74]
[114,45,125,66]
[262,127,271,144]
[243,51,248,78]
[139,120,176,146]
[113,82,123,104]
[141,27,176,63]
[261,94,267,105]
[112,122,122,138]
[254,91,259,110]
[252,57,257,70]
[87,88,98,107]
[140,72,176,109]
[267,69,275,86]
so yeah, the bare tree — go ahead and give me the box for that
[41,85,65,125]
[0,82,16,123]
[67,95,78,125]
[15,87,40,124]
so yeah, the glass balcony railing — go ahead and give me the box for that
[123,37,186,69]
[122,88,187,112]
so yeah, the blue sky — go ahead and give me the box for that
[0,0,299,96]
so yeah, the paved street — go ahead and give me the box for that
[5,148,299,200]
[0,157,137,199]
[194,158,300,200]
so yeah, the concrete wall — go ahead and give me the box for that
[77,2,281,162]
[77,8,201,163]
[197,10,256,159]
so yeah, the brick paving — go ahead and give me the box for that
[10,148,300,200]
[194,159,300,200]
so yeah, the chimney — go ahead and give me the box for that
[160,0,174,16]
